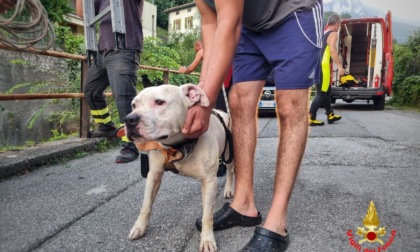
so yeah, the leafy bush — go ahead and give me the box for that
[40,0,73,23]
[391,76,420,107]
[168,29,201,68]
[139,37,199,86]
[390,30,420,108]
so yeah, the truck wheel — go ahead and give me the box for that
[373,95,385,110]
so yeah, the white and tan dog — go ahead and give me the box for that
[125,84,234,252]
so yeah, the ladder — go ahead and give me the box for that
[82,0,126,67]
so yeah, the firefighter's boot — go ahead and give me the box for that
[327,112,342,124]
[309,115,325,126]
[90,122,117,137]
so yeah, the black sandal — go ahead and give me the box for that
[195,202,262,231]
[241,227,290,252]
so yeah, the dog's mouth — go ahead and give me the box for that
[127,131,142,142]
[157,135,169,140]
[127,130,169,142]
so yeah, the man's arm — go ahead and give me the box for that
[198,0,242,106]
[179,48,203,74]
[328,31,345,76]
[182,0,243,138]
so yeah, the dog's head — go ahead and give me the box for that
[124,84,209,144]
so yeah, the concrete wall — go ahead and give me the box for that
[0,50,74,147]
[143,1,158,38]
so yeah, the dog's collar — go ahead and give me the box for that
[135,138,198,173]
[163,138,198,157]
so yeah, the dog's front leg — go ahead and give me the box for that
[200,176,218,252]
[128,151,164,240]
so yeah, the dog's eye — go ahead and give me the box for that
[132,103,136,109]
[155,99,166,106]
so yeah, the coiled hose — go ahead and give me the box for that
[0,0,54,51]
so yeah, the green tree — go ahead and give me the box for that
[393,44,414,85]
[405,29,420,76]
[390,30,420,108]
[168,28,201,68]
[40,0,73,23]
[139,37,199,86]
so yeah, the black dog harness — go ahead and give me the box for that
[211,110,234,164]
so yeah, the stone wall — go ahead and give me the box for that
[0,49,79,147]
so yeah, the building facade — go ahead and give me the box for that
[165,2,200,37]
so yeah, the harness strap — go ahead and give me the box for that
[212,110,234,164]
[136,142,182,162]
[136,141,182,173]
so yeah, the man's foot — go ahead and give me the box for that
[327,112,342,124]
[195,202,262,231]
[90,123,117,138]
[309,118,325,126]
[241,227,289,252]
[116,142,139,163]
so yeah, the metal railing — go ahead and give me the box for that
[0,43,199,138]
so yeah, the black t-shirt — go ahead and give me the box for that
[95,0,144,51]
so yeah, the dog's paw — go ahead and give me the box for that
[199,239,217,252]
[200,230,217,252]
[223,188,234,199]
[128,225,146,240]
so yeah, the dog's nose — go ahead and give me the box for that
[124,114,140,127]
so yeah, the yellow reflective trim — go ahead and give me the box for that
[321,45,331,92]
[122,136,129,142]
[93,117,112,124]
[91,107,110,116]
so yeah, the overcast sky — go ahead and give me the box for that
[362,0,419,22]
[324,0,420,23]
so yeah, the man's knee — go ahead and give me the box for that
[229,91,256,113]
[277,96,308,121]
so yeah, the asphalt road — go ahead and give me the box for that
[1,101,419,252]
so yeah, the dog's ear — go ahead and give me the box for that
[180,84,210,107]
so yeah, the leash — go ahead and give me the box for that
[212,110,234,164]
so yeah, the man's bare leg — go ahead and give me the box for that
[228,80,265,217]
[263,89,309,236]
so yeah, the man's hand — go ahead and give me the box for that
[338,66,345,76]
[178,66,188,74]
[182,104,213,139]
[0,0,16,14]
